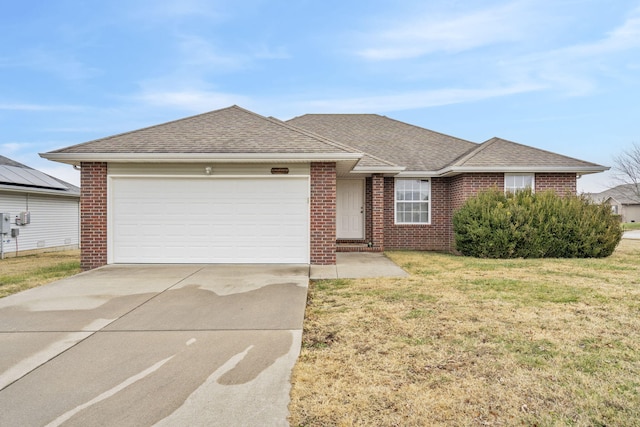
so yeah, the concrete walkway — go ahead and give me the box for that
[623,230,640,240]
[310,252,409,279]
[0,264,308,426]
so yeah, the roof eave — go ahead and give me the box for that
[435,166,609,177]
[350,166,406,176]
[40,152,363,165]
[0,184,80,198]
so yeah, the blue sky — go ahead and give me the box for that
[1,0,639,192]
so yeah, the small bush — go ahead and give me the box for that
[453,189,622,258]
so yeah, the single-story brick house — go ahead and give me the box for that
[1,155,80,258]
[41,105,606,270]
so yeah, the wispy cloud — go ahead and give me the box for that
[125,0,222,23]
[134,88,251,113]
[0,48,99,81]
[1,142,32,154]
[176,34,247,71]
[296,82,546,113]
[501,6,640,96]
[0,102,81,111]
[356,1,533,60]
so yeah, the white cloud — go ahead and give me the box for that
[296,82,546,113]
[1,142,32,154]
[356,1,533,60]
[500,6,640,96]
[0,103,80,111]
[0,48,99,81]
[134,89,251,113]
[176,34,247,70]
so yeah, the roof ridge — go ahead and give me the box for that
[281,118,399,167]
[234,105,364,154]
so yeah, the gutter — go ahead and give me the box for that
[40,152,364,165]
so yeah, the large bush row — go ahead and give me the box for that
[453,189,622,258]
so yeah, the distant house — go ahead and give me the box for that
[588,184,640,223]
[0,155,80,258]
[41,105,607,270]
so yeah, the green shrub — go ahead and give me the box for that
[453,189,622,258]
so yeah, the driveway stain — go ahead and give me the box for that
[0,267,307,426]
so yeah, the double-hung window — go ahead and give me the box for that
[505,174,534,194]
[395,179,430,224]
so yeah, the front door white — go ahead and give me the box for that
[337,179,364,239]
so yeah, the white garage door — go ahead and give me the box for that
[110,177,309,263]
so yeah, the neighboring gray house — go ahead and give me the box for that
[588,184,640,223]
[0,155,80,258]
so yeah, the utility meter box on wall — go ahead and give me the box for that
[0,213,10,234]
[16,211,31,225]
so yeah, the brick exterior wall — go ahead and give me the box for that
[371,174,385,249]
[379,173,578,253]
[80,162,107,270]
[450,173,504,210]
[535,173,577,194]
[310,162,336,264]
[383,177,453,251]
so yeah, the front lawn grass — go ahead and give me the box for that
[289,240,640,426]
[622,222,640,231]
[0,250,81,298]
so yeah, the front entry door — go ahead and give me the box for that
[337,179,364,239]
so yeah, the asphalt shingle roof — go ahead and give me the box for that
[49,105,360,156]
[44,105,606,175]
[589,184,640,205]
[450,137,603,169]
[287,113,477,171]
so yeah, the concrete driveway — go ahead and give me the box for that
[0,264,308,426]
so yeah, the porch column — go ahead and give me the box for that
[372,173,385,250]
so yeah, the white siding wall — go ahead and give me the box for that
[0,191,79,254]
[623,205,640,223]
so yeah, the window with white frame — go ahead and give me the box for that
[505,174,534,193]
[395,179,430,224]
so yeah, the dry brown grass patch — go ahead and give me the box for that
[290,240,640,426]
[0,250,81,297]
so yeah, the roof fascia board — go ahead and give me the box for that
[40,152,363,165]
[435,166,609,176]
[0,185,80,198]
[351,166,406,175]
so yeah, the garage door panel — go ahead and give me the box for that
[111,177,309,263]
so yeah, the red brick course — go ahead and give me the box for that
[380,173,577,252]
[80,162,107,270]
[383,177,453,251]
[535,173,577,194]
[310,162,336,264]
[77,163,577,268]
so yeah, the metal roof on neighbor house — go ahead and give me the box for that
[0,155,79,196]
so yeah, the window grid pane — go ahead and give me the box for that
[505,174,534,193]
[395,179,430,224]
